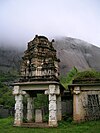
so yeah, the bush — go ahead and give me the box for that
[0,84,14,109]
[0,72,15,109]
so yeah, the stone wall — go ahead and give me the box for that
[70,85,100,122]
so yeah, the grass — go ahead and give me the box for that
[0,117,100,133]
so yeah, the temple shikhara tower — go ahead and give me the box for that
[13,35,63,127]
[20,35,59,82]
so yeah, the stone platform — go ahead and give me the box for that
[14,122,57,128]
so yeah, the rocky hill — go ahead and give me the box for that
[0,37,100,75]
[53,37,100,75]
[0,46,23,73]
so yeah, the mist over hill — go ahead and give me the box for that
[0,45,23,73]
[0,37,100,75]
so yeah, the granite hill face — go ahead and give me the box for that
[53,37,100,75]
[0,37,100,75]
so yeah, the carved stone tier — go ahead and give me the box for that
[20,35,60,82]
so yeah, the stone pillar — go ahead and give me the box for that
[49,94,57,126]
[27,94,33,122]
[57,95,62,121]
[13,86,26,126]
[14,94,23,126]
[35,109,43,123]
[45,84,60,127]
[73,86,84,122]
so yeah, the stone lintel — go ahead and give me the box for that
[13,81,59,85]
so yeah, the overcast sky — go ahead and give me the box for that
[0,0,100,48]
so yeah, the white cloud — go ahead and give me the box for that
[0,0,100,47]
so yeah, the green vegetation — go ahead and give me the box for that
[34,94,49,122]
[0,117,100,133]
[60,69,100,87]
[74,70,100,84]
[34,94,48,108]
[0,81,14,109]
[0,71,49,116]
[60,67,78,88]
[74,70,100,80]
[0,71,17,109]
[0,71,19,82]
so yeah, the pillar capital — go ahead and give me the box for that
[45,84,60,95]
[13,86,26,95]
[73,86,81,95]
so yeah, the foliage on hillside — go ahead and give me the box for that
[0,71,19,83]
[0,71,18,109]
[0,82,14,109]
[60,67,78,88]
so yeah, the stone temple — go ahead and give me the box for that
[13,35,64,127]
[20,35,60,82]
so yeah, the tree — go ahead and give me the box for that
[60,67,78,89]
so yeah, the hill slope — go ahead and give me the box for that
[0,46,22,73]
[53,37,100,75]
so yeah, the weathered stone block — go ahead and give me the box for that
[49,110,57,120]
[49,101,56,110]
[49,94,56,101]
[35,109,43,123]
[49,85,56,94]
[13,86,20,95]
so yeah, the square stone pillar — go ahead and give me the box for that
[73,86,84,122]
[27,94,33,122]
[49,94,57,126]
[14,94,23,126]
[35,109,43,123]
[45,84,60,127]
[13,86,26,126]
[46,84,60,127]
[57,95,62,121]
